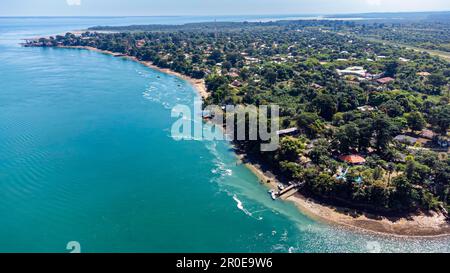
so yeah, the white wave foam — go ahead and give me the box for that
[288,246,298,253]
[210,159,233,179]
[233,194,253,217]
[207,142,232,180]
[206,143,262,221]
[280,230,288,242]
[141,82,193,110]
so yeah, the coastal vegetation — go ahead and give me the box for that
[27,17,450,217]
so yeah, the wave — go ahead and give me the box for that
[140,72,195,110]
[233,194,253,217]
[205,142,265,221]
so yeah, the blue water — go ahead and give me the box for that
[0,15,326,41]
[0,17,449,253]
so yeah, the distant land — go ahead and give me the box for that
[325,11,450,21]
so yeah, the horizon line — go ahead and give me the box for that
[1,10,450,18]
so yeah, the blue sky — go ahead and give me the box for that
[1,0,449,16]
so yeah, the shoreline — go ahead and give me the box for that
[57,45,450,238]
[243,156,450,238]
[59,46,209,99]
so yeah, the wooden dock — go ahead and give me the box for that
[277,183,304,200]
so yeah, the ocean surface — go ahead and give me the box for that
[0,16,449,253]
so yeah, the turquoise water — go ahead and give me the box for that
[0,17,449,253]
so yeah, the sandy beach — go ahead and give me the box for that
[140,61,209,99]
[243,156,450,237]
[59,45,449,238]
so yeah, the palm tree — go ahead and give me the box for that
[386,163,396,187]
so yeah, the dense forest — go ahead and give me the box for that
[27,18,450,216]
[89,13,450,53]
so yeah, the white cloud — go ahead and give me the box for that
[66,0,81,6]
[366,0,382,6]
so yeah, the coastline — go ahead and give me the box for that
[243,156,450,238]
[59,46,209,99]
[142,63,209,100]
[57,45,450,238]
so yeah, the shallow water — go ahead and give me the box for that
[0,17,449,253]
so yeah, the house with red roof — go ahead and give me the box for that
[376,77,395,85]
[339,155,366,165]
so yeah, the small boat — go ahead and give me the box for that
[277,183,285,191]
[271,192,278,200]
[268,189,277,200]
